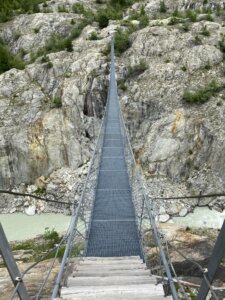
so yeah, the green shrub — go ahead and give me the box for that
[72,3,86,14]
[172,8,182,18]
[169,17,184,25]
[89,32,99,40]
[32,32,74,61]
[0,40,25,74]
[118,80,127,91]
[181,23,190,32]
[110,0,132,8]
[58,5,68,13]
[0,0,45,22]
[44,227,60,248]
[95,8,123,29]
[45,34,73,52]
[41,55,49,63]
[181,65,187,72]
[127,60,148,78]
[204,64,211,70]
[34,28,40,34]
[194,35,202,45]
[114,29,131,56]
[183,80,223,104]
[46,61,53,69]
[128,6,149,29]
[34,187,46,194]
[52,96,62,108]
[185,9,197,22]
[97,10,110,28]
[205,13,214,21]
[200,27,210,36]
[159,1,167,13]
[219,38,225,59]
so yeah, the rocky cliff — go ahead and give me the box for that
[0,0,225,218]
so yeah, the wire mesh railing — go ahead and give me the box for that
[51,91,108,299]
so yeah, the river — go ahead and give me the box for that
[0,206,224,242]
[172,206,225,229]
[0,213,71,241]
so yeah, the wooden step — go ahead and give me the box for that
[59,291,172,300]
[61,283,165,296]
[68,275,154,286]
[76,263,147,271]
[58,257,168,300]
[80,259,143,265]
[84,256,141,261]
[73,269,150,277]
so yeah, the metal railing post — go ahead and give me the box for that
[0,223,30,300]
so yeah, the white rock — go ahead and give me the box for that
[159,214,170,223]
[27,185,37,193]
[179,208,188,217]
[25,205,36,216]
[130,20,140,26]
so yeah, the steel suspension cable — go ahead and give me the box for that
[9,234,68,300]
[166,240,219,300]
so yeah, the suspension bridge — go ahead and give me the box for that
[1,36,225,300]
[51,37,172,299]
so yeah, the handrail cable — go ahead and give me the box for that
[9,234,68,300]
[51,83,108,299]
[152,192,225,201]
[0,190,71,206]
[164,236,189,300]
[118,80,179,299]
[34,237,67,300]
[166,239,219,300]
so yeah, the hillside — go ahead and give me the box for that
[0,0,225,220]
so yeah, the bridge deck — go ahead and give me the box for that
[86,44,141,257]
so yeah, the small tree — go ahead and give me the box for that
[159,1,167,13]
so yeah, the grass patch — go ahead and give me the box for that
[219,37,225,56]
[88,32,99,40]
[114,29,131,55]
[126,60,147,78]
[0,0,44,22]
[159,1,167,13]
[181,65,187,72]
[52,96,62,108]
[128,6,149,29]
[58,5,69,13]
[10,228,84,262]
[95,7,123,28]
[32,33,73,60]
[103,28,131,56]
[168,17,185,26]
[0,39,25,74]
[183,80,224,104]
[118,79,127,91]
[200,26,210,36]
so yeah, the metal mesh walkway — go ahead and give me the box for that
[86,39,141,257]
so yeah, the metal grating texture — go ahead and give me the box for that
[86,221,141,257]
[85,40,141,257]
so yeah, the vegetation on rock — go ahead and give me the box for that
[0,39,25,74]
[183,80,224,104]
[0,0,44,22]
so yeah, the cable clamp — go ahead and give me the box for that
[15,277,22,282]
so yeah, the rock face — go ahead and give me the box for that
[0,0,225,217]
[118,16,225,216]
